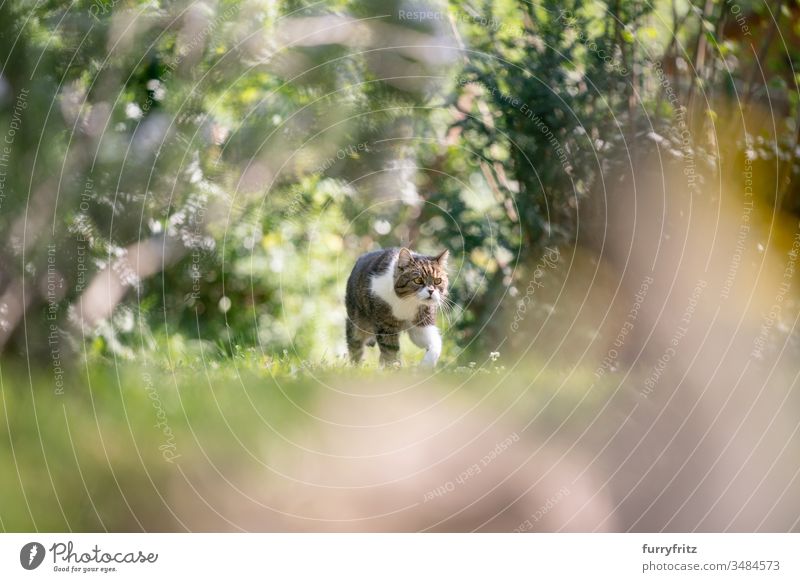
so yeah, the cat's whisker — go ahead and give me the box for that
[444,308,454,327]
[440,296,459,316]
[437,302,452,327]
[440,304,457,328]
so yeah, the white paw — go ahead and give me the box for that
[420,349,440,368]
[409,325,442,368]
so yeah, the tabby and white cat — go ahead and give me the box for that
[345,247,449,367]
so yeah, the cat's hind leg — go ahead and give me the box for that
[346,318,368,364]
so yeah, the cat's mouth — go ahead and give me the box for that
[416,289,439,304]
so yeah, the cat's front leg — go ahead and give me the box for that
[409,325,442,367]
[375,324,401,366]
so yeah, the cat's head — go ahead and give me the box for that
[393,247,449,305]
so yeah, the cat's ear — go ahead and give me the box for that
[397,247,413,269]
[434,249,449,267]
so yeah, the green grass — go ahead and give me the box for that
[0,350,624,532]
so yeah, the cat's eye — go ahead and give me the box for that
[414,277,424,284]
[434,278,442,285]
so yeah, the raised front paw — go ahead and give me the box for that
[419,350,440,368]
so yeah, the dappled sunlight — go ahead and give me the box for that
[0,0,799,535]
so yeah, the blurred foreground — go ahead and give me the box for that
[1,0,800,533]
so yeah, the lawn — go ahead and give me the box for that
[0,351,620,532]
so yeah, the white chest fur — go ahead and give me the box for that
[370,258,420,321]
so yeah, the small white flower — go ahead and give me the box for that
[125,102,143,119]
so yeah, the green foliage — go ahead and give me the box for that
[0,0,799,362]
